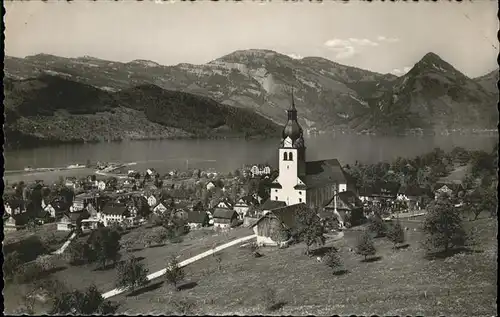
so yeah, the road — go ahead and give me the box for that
[52,232,77,255]
[101,234,257,299]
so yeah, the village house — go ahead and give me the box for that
[358,181,401,203]
[397,185,432,211]
[153,201,169,214]
[206,181,217,191]
[3,199,25,215]
[187,211,210,229]
[212,208,239,229]
[323,190,364,228]
[146,194,158,208]
[251,203,305,247]
[257,200,287,217]
[4,213,29,232]
[57,211,89,231]
[434,181,464,199]
[233,195,260,219]
[216,197,234,210]
[250,164,272,178]
[99,204,131,227]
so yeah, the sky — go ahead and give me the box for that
[4,0,499,78]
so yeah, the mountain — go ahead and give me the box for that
[4,50,498,137]
[355,53,499,133]
[3,75,281,148]
[474,69,499,94]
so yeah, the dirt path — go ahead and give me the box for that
[101,234,257,299]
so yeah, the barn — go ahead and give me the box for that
[251,203,305,247]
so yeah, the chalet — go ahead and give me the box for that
[57,214,74,231]
[250,164,272,178]
[359,181,401,203]
[146,194,158,208]
[4,214,29,231]
[206,181,217,191]
[81,218,102,231]
[153,201,169,214]
[434,182,464,199]
[212,208,238,229]
[216,198,234,210]
[234,195,260,219]
[187,211,210,229]
[251,203,306,247]
[397,186,432,210]
[322,190,363,227]
[100,204,130,227]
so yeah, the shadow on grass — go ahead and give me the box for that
[310,246,338,257]
[267,301,287,312]
[127,281,165,297]
[425,247,484,260]
[396,243,410,250]
[149,243,167,249]
[177,281,198,291]
[332,269,349,276]
[361,256,383,263]
[126,247,145,253]
[40,266,67,277]
[93,262,118,271]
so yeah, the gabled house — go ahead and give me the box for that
[153,202,169,214]
[434,181,464,199]
[359,181,401,202]
[100,204,130,227]
[257,199,287,216]
[212,208,238,229]
[233,195,259,219]
[146,194,158,208]
[251,203,305,247]
[216,198,234,210]
[323,190,363,228]
[397,185,432,210]
[187,211,210,229]
[3,199,25,215]
[206,181,217,191]
[4,213,29,231]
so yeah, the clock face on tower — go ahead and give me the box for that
[283,137,293,148]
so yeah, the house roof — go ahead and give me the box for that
[359,181,401,197]
[236,195,259,206]
[102,204,128,216]
[258,199,287,211]
[400,185,432,197]
[304,159,347,189]
[212,208,237,219]
[251,203,306,229]
[323,190,361,211]
[187,210,208,223]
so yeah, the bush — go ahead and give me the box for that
[356,230,376,261]
[115,256,149,292]
[324,249,344,274]
[4,251,23,281]
[368,215,388,238]
[165,257,185,291]
[387,220,405,248]
[15,262,45,284]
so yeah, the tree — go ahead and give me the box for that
[324,248,345,274]
[423,193,467,253]
[67,239,93,265]
[50,285,117,315]
[386,220,405,248]
[4,251,22,281]
[115,256,149,292]
[165,257,185,291]
[356,230,376,261]
[296,205,326,255]
[88,227,122,269]
[464,187,497,220]
[368,214,387,238]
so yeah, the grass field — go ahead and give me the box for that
[112,216,497,316]
[3,223,70,253]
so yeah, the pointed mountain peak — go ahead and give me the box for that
[411,52,461,76]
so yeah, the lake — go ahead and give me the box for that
[4,133,498,179]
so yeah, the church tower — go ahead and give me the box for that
[270,89,307,205]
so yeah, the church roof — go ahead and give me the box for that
[258,199,287,211]
[304,159,347,189]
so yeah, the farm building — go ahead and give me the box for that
[251,203,305,247]
[212,208,238,229]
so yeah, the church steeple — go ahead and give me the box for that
[282,87,303,145]
[287,88,297,120]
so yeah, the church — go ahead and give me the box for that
[268,93,351,215]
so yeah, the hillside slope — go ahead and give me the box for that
[3,75,281,148]
[4,50,498,135]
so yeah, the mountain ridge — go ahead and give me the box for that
[4,49,498,144]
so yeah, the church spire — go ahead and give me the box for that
[287,86,297,120]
